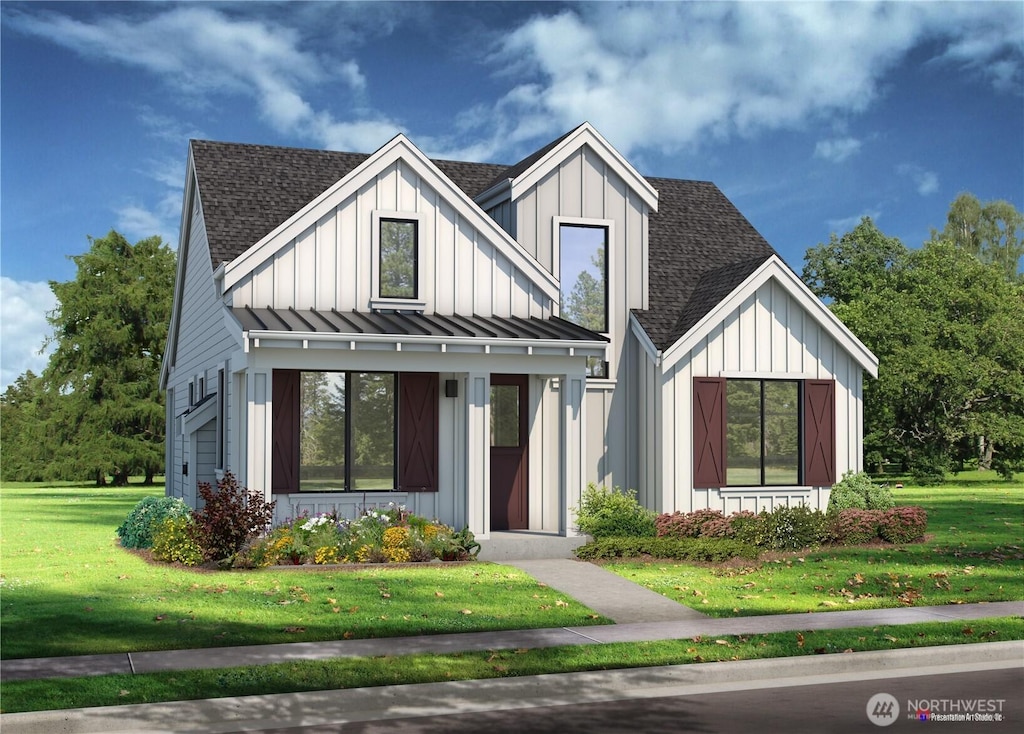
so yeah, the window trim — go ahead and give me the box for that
[371,210,427,311]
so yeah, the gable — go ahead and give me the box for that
[662,256,879,376]
[219,135,560,318]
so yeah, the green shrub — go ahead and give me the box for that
[865,484,895,510]
[574,484,656,538]
[193,473,276,562]
[574,536,758,562]
[739,504,826,551]
[827,471,894,513]
[151,516,204,566]
[116,496,191,549]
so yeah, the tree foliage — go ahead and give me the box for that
[938,192,1023,281]
[1,231,176,484]
[803,203,1024,482]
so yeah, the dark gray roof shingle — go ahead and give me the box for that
[189,138,779,352]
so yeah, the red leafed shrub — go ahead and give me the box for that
[825,509,881,545]
[192,473,276,561]
[877,506,928,544]
[655,509,754,539]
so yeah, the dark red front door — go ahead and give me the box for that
[490,374,528,530]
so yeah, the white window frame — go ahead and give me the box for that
[371,210,427,311]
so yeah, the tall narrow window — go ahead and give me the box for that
[379,219,418,299]
[350,372,396,490]
[559,223,608,377]
[299,372,347,491]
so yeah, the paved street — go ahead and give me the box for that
[259,667,1021,733]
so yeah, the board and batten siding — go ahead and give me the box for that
[656,278,864,514]
[509,144,650,496]
[226,160,547,319]
[165,193,241,499]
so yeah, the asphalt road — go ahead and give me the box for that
[256,668,1022,734]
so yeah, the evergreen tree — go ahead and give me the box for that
[42,231,176,485]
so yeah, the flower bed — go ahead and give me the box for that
[234,503,480,568]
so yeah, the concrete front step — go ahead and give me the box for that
[477,531,590,561]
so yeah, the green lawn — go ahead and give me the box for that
[2,474,1021,715]
[0,483,606,660]
[3,617,1021,713]
[603,478,1024,616]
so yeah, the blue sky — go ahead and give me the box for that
[2,1,1022,388]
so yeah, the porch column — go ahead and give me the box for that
[247,369,273,505]
[559,371,587,536]
[464,372,491,538]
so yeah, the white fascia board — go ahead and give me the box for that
[222,134,559,299]
[243,329,608,357]
[474,179,512,211]
[509,123,659,212]
[160,151,199,390]
[628,312,661,365]
[661,255,879,377]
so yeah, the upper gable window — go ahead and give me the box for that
[560,223,608,377]
[371,211,426,309]
[380,219,418,298]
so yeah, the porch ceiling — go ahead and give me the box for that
[232,307,608,356]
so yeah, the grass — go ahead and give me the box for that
[3,617,1021,713]
[2,472,1021,714]
[0,483,606,660]
[603,479,1024,617]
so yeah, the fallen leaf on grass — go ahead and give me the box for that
[154,614,166,622]
[555,599,568,607]
[796,633,805,648]
[343,631,354,639]
[118,690,131,697]
[715,639,730,646]
[883,635,899,642]
[435,591,445,597]
[460,609,473,615]
[962,627,974,636]
[284,626,306,633]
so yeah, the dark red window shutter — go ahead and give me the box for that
[398,373,439,492]
[693,377,726,488]
[272,369,300,494]
[804,379,836,486]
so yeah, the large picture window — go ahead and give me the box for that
[559,223,608,377]
[274,370,438,494]
[726,380,799,486]
[693,377,836,488]
[298,371,395,491]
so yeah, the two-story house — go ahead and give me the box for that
[161,123,878,556]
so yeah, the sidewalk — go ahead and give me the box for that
[3,559,1022,681]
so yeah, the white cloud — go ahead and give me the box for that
[471,2,1023,158]
[814,137,863,164]
[827,210,883,235]
[6,5,397,152]
[0,278,56,390]
[897,163,940,196]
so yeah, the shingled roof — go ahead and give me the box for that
[188,139,778,353]
[632,177,776,350]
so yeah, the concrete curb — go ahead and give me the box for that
[2,641,1021,734]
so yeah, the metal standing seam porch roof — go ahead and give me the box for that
[233,306,608,352]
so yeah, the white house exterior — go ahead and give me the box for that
[161,123,878,545]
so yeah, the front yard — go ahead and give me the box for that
[1,474,1020,713]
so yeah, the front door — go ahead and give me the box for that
[489,374,528,530]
